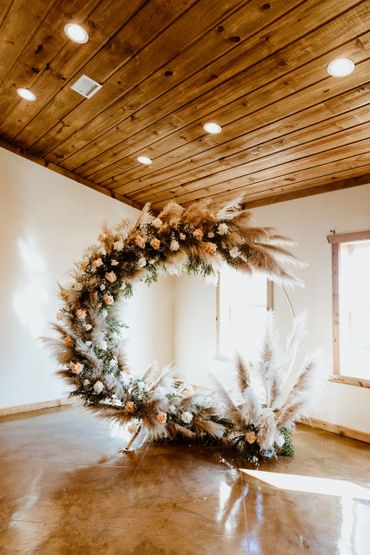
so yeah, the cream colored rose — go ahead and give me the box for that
[111,259,119,266]
[245,431,257,444]
[103,294,114,305]
[113,240,124,251]
[70,362,84,375]
[105,271,117,283]
[156,411,167,424]
[138,257,147,268]
[179,233,186,240]
[217,223,228,235]
[76,308,87,321]
[230,247,241,259]
[135,235,146,249]
[150,238,161,250]
[93,257,103,269]
[207,231,215,238]
[193,228,203,240]
[93,381,104,394]
[152,218,162,228]
[125,401,135,413]
[170,239,180,251]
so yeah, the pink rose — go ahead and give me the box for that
[193,229,203,240]
[245,431,257,444]
[125,401,135,413]
[63,336,73,347]
[70,362,84,375]
[103,294,114,305]
[156,411,167,424]
[105,271,117,283]
[150,238,161,250]
[204,242,217,255]
[76,309,87,321]
[135,236,146,249]
[93,258,103,269]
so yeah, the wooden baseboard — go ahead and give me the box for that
[301,417,370,444]
[0,398,74,417]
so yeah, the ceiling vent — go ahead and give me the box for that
[71,74,102,99]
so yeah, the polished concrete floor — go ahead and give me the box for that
[0,406,369,554]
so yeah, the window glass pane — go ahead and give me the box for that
[339,240,370,380]
[219,266,268,362]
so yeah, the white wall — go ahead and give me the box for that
[174,185,370,434]
[0,147,174,410]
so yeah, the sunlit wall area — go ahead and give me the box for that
[0,148,174,410]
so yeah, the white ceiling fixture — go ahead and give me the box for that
[203,122,222,134]
[327,57,355,77]
[137,155,153,165]
[16,88,36,101]
[64,22,89,44]
[71,75,102,99]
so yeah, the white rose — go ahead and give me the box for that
[100,284,106,291]
[93,381,104,394]
[137,257,146,268]
[83,379,90,386]
[230,247,241,259]
[111,259,119,266]
[170,239,180,251]
[84,324,92,331]
[217,223,228,235]
[181,411,193,424]
[113,240,124,252]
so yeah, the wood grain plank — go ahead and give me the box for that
[0,0,142,137]
[105,100,370,198]
[0,0,102,119]
[45,0,303,167]
[148,136,370,207]
[0,0,58,82]
[16,0,243,153]
[115,53,370,202]
[59,0,366,180]
[0,0,13,29]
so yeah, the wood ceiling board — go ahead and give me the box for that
[0,0,144,135]
[104,99,370,197]
[148,137,370,208]
[45,0,303,168]
[17,0,246,154]
[69,11,370,191]
[54,0,363,178]
[1,0,370,210]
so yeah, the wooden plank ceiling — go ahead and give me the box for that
[1,0,370,210]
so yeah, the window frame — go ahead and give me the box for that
[328,230,370,389]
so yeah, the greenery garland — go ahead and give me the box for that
[48,198,321,460]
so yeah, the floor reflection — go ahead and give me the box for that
[0,407,369,554]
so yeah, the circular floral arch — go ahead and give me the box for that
[50,198,317,459]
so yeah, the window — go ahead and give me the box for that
[217,266,272,362]
[329,231,370,388]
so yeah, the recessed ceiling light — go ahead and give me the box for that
[203,122,222,134]
[137,155,152,165]
[16,88,36,101]
[327,57,354,77]
[64,22,89,44]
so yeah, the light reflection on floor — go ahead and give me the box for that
[240,469,370,500]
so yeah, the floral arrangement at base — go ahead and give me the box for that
[46,197,323,460]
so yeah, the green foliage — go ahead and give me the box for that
[278,427,294,456]
[184,257,213,279]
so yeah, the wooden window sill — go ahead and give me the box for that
[329,375,370,388]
